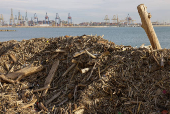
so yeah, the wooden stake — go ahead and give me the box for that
[137,4,161,50]
[42,60,59,96]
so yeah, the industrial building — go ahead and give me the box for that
[0,8,149,27]
[0,8,74,27]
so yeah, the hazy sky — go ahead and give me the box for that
[1,0,170,24]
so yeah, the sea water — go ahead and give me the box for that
[0,27,170,48]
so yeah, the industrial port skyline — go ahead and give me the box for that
[1,0,170,26]
[0,8,141,27]
[0,8,169,27]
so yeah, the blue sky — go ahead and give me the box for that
[1,0,170,24]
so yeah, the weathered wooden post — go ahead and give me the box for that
[137,4,161,50]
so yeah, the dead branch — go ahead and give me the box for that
[9,54,17,63]
[42,60,59,96]
[21,96,37,109]
[85,49,97,59]
[62,64,76,77]
[137,4,161,49]
[6,64,43,80]
[33,86,50,93]
[0,74,15,84]
[38,102,48,111]
[73,48,89,57]
[45,91,61,105]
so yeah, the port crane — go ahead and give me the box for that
[10,9,14,25]
[112,15,119,23]
[14,15,17,25]
[67,13,72,25]
[45,12,49,24]
[55,13,60,26]
[126,14,132,25]
[34,13,38,25]
[18,11,22,25]
[0,14,4,26]
[25,11,28,26]
[104,15,110,25]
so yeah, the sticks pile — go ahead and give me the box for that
[0,35,170,113]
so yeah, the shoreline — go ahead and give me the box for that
[0,26,110,28]
[153,25,170,27]
[0,25,170,28]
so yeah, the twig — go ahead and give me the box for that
[21,96,37,109]
[9,54,17,63]
[57,98,68,106]
[137,102,141,114]
[0,81,3,88]
[74,85,78,102]
[87,62,97,81]
[72,106,85,113]
[33,86,50,93]
[98,67,101,79]
[160,52,164,67]
[62,64,76,77]
[152,52,160,66]
[38,102,48,111]
[55,49,66,53]
[73,48,89,57]
[45,91,61,105]
[80,68,90,74]
[0,74,15,84]
[85,49,96,59]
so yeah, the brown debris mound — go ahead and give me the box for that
[0,35,170,113]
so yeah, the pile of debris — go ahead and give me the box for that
[0,35,170,113]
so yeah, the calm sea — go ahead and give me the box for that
[0,27,170,48]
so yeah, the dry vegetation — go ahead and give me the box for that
[0,35,170,114]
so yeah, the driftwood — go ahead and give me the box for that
[85,49,97,59]
[1,34,170,113]
[21,96,37,109]
[4,62,9,71]
[38,102,48,111]
[45,91,61,105]
[55,49,66,53]
[160,52,164,67]
[0,74,15,84]
[42,60,59,96]
[62,64,76,77]
[137,4,161,50]
[87,62,97,81]
[6,64,43,80]
[72,59,78,64]
[73,48,89,57]
[81,68,90,74]
[99,51,110,58]
[9,54,17,63]
[33,86,50,93]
